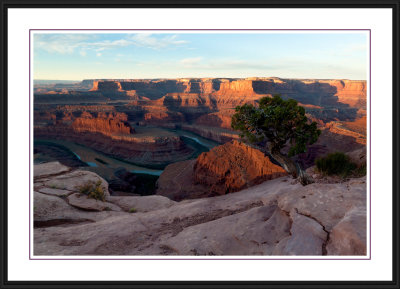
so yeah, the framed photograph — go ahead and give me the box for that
[1,0,399,288]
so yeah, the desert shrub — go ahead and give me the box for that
[354,163,367,177]
[129,207,137,213]
[315,152,357,177]
[78,180,105,201]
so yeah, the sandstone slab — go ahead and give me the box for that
[326,207,366,255]
[162,205,291,255]
[106,195,175,213]
[67,193,122,212]
[34,161,70,178]
[273,211,327,255]
[277,178,366,231]
[34,214,147,255]
[33,191,123,227]
[43,170,110,196]
[38,187,73,197]
[33,168,366,256]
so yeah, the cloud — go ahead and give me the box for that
[96,52,102,57]
[34,34,95,54]
[34,33,189,55]
[90,39,131,50]
[129,33,188,49]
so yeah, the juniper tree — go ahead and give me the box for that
[231,94,321,185]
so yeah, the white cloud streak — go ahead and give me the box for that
[34,33,189,56]
[129,34,188,49]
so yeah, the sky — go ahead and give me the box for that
[33,32,368,80]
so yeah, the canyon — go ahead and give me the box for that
[34,77,367,169]
[34,77,367,194]
[35,111,198,168]
[33,77,368,256]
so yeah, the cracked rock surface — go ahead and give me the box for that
[33,162,367,256]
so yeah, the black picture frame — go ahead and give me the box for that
[1,0,399,288]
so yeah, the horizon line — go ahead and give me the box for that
[33,77,367,82]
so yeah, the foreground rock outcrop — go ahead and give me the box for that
[156,141,287,200]
[194,141,287,195]
[34,162,367,256]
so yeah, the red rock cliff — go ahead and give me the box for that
[319,80,366,107]
[215,80,257,96]
[90,81,123,91]
[184,81,216,94]
[71,112,134,136]
[193,141,287,195]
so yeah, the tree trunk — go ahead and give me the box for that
[267,144,314,186]
[295,162,314,186]
[269,149,298,178]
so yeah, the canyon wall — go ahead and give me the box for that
[71,112,135,136]
[35,77,366,111]
[34,111,195,167]
[35,125,194,168]
[319,80,367,107]
[85,77,366,110]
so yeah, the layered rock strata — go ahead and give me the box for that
[86,77,366,109]
[71,112,135,136]
[35,126,194,167]
[34,112,195,167]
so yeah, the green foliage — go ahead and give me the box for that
[315,152,357,177]
[129,207,137,213]
[231,94,321,157]
[78,180,105,201]
[355,163,367,177]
